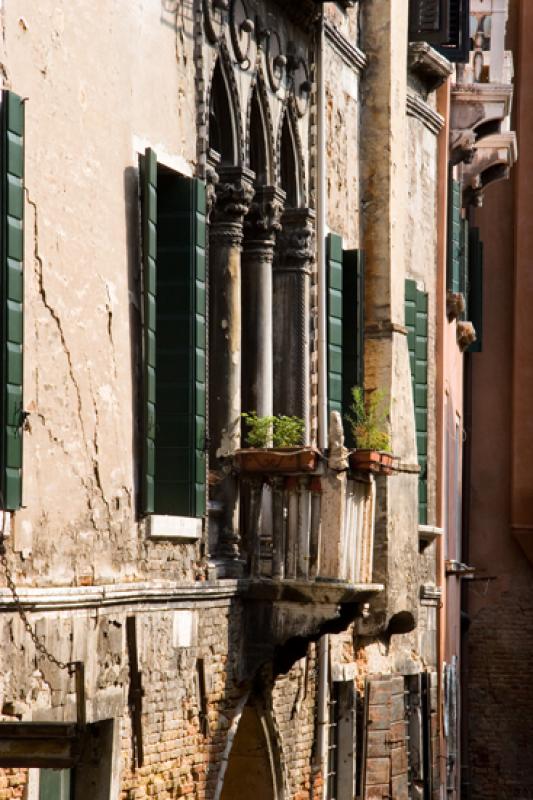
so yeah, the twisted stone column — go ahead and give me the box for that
[273,208,315,440]
[209,166,255,563]
[242,186,285,418]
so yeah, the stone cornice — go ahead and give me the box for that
[0,580,245,612]
[324,20,367,73]
[406,92,445,135]
[408,42,453,92]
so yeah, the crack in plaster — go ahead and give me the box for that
[26,190,113,531]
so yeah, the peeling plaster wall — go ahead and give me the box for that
[0,1,201,586]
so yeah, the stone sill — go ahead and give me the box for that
[147,514,203,541]
[418,524,443,544]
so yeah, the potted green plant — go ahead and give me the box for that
[233,412,318,474]
[345,387,395,475]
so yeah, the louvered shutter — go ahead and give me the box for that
[459,217,469,319]
[155,173,206,517]
[327,233,343,421]
[409,0,450,44]
[436,0,471,63]
[141,148,157,514]
[405,280,428,525]
[447,177,462,295]
[1,92,25,511]
[468,227,483,352]
[342,249,365,448]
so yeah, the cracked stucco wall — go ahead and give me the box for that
[0,0,201,585]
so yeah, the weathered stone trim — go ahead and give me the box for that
[324,20,367,73]
[0,580,246,611]
[147,515,203,541]
[395,462,422,474]
[408,41,452,91]
[420,583,442,605]
[406,92,445,135]
[365,321,408,339]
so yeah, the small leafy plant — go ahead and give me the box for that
[242,412,305,448]
[346,387,391,452]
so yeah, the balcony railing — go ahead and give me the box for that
[239,468,376,585]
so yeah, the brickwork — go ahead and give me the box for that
[466,581,533,800]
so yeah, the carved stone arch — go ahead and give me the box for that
[276,97,306,208]
[207,36,245,167]
[245,63,277,186]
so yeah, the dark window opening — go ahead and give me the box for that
[209,60,235,165]
[280,113,298,208]
[249,90,268,186]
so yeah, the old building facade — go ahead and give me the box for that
[0,0,517,799]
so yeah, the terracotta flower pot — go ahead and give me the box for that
[349,450,395,476]
[233,447,319,475]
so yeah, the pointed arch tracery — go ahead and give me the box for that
[245,65,276,187]
[277,99,305,208]
[207,37,244,167]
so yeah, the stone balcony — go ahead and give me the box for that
[232,445,383,678]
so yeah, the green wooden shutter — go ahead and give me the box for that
[468,227,483,353]
[193,180,207,516]
[436,0,471,63]
[1,91,25,511]
[342,249,365,448]
[405,279,428,525]
[409,0,450,44]
[447,177,462,296]
[155,173,206,517]
[327,233,343,421]
[141,148,157,514]
[460,218,469,319]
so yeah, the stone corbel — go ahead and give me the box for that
[461,131,518,207]
[450,129,476,166]
[408,42,453,93]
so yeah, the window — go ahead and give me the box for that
[326,233,365,445]
[140,149,207,518]
[39,769,73,800]
[409,0,471,63]
[1,91,24,511]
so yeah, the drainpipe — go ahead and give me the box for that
[316,11,328,450]
[316,634,329,799]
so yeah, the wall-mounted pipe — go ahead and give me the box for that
[316,13,328,451]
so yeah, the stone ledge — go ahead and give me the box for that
[408,42,453,92]
[406,92,445,135]
[0,579,245,611]
[245,578,383,605]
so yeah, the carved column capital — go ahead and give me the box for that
[211,167,255,246]
[244,185,286,253]
[276,207,316,274]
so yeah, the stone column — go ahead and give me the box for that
[242,185,285,418]
[209,166,255,563]
[273,207,315,440]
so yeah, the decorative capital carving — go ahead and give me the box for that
[244,185,286,248]
[276,208,315,273]
[213,166,255,221]
[210,167,255,245]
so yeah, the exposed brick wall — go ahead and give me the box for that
[466,585,533,800]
